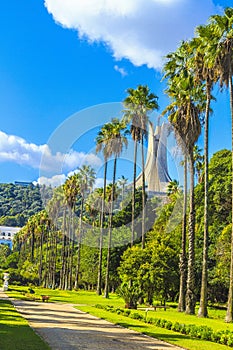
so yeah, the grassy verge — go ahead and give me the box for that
[6,286,233,350]
[7,285,124,305]
[0,299,50,350]
[77,305,231,350]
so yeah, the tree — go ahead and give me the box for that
[123,85,159,248]
[167,179,181,198]
[163,40,203,314]
[63,173,80,289]
[178,155,188,312]
[104,118,128,298]
[74,165,96,289]
[95,121,113,295]
[193,145,204,184]
[191,24,218,318]
[209,7,233,323]
[118,246,150,308]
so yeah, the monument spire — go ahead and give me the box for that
[135,121,171,193]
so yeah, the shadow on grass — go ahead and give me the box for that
[0,323,50,350]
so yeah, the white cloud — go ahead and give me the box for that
[0,130,101,173]
[44,0,217,69]
[34,175,108,188]
[94,177,110,189]
[34,174,66,187]
[114,65,128,77]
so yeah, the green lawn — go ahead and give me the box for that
[5,286,233,350]
[78,305,231,350]
[0,299,50,350]
[7,285,125,306]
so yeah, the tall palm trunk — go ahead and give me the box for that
[141,136,146,249]
[178,155,187,312]
[31,229,35,263]
[226,72,233,322]
[131,140,137,246]
[43,229,49,288]
[104,157,117,298]
[185,152,196,314]
[74,196,84,289]
[97,161,108,295]
[66,213,72,290]
[198,85,211,318]
[38,228,44,285]
[69,211,75,290]
[52,231,58,289]
[59,210,67,289]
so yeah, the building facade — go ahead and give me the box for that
[0,226,21,249]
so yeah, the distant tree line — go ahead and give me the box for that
[0,183,52,226]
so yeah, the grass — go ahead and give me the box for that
[0,299,50,350]
[7,285,124,306]
[5,285,233,350]
[78,305,232,350]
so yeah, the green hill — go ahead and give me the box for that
[0,183,51,227]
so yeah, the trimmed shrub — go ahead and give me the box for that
[164,321,173,330]
[123,309,131,317]
[93,303,233,347]
[131,312,144,321]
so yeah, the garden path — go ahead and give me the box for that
[0,290,185,350]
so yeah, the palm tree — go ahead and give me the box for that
[84,188,103,226]
[167,179,180,197]
[191,24,218,317]
[209,7,233,322]
[48,186,67,290]
[95,122,113,295]
[63,173,80,289]
[123,85,159,248]
[163,41,203,314]
[74,165,96,289]
[179,154,188,312]
[104,118,128,298]
[193,145,204,184]
[37,210,50,286]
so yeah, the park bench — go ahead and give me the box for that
[41,295,50,302]
[153,305,168,311]
[137,305,170,312]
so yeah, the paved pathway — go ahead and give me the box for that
[0,290,185,350]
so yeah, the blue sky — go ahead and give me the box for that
[0,0,232,187]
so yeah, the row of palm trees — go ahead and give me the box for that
[25,85,158,296]
[16,7,233,321]
[94,86,159,296]
[162,7,233,320]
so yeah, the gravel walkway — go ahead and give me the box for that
[1,291,185,350]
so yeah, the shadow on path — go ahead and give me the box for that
[7,296,184,350]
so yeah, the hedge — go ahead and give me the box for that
[94,304,233,347]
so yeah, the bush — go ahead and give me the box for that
[211,331,221,343]
[227,334,233,347]
[164,321,173,330]
[116,308,124,315]
[123,309,131,317]
[94,303,233,347]
[146,317,154,324]
[171,322,181,332]
[131,312,144,321]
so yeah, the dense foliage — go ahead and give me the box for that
[0,183,51,226]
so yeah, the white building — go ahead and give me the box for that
[0,226,21,249]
